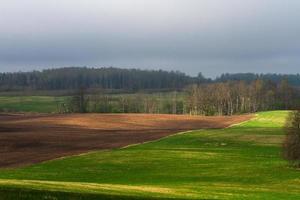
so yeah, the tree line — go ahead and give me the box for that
[1,67,300,92]
[185,79,299,115]
[216,73,300,86]
[61,79,299,116]
[59,91,185,114]
[0,67,206,91]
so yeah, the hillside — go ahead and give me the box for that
[0,113,251,168]
[0,111,299,199]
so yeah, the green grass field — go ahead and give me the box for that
[0,96,65,113]
[0,93,185,114]
[0,111,299,199]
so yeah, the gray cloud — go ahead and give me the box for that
[0,0,300,77]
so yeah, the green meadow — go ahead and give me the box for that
[0,111,299,199]
[0,96,65,113]
[0,93,185,114]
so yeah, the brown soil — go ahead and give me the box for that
[0,113,253,168]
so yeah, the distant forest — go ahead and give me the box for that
[0,67,205,91]
[215,73,300,86]
[1,67,300,91]
[1,67,300,115]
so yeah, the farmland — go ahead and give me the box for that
[0,113,251,168]
[0,111,299,199]
[2,1,300,199]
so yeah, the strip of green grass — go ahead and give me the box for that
[0,96,65,113]
[0,111,299,199]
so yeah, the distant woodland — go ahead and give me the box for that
[0,67,205,91]
[1,67,300,91]
[0,67,299,115]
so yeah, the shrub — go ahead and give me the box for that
[283,110,300,167]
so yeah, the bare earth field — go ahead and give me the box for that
[0,113,252,168]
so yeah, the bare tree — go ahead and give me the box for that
[67,87,89,113]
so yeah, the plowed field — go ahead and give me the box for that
[0,113,252,168]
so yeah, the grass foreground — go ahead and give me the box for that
[0,111,299,199]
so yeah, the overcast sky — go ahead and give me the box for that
[0,0,299,77]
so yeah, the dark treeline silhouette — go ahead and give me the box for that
[0,67,207,91]
[216,73,300,86]
[1,67,300,92]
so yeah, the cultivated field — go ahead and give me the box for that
[0,111,299,199]
[0,113,252,168]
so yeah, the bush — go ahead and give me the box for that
[283,110,300,167]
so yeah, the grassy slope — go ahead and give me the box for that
[0,111,299,199]
[0,96,65,113]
